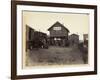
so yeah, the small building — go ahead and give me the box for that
[83,34,88,41]
[48,21,70,46]
[83,34,88,47]
[68,34,79,46]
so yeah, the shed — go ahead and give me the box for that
[68,34,79,46]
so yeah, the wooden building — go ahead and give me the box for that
[48,21,70,46]
[68,34,79,46]
[83,34,88,41]
[26,25,35,42]
[83,34,88,47]
[26,25,48,50]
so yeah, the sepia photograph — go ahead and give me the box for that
[11,1,97,79]
[23,11,89,68]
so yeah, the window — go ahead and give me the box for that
[53,27,61,30]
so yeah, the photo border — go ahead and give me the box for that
[11,1,97,80]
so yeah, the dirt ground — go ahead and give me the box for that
[25,46,86,67]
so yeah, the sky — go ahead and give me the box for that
[22,11,89,40]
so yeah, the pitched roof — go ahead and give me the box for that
[26,24,35,31]
[70,33,79,36]
[48,21,70,32]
